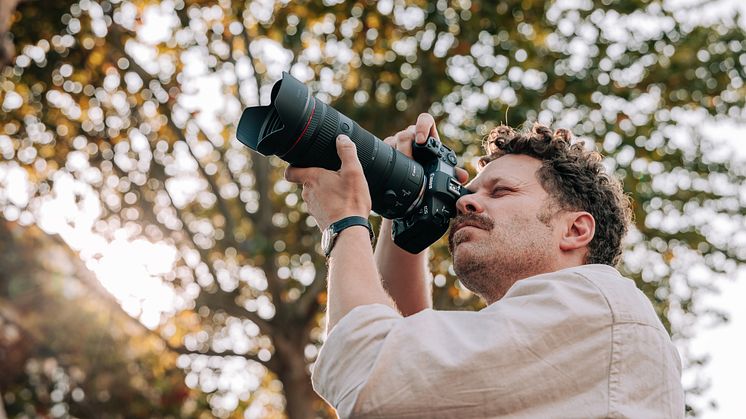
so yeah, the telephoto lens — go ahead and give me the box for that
[236,72,426,219]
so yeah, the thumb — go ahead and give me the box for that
[336,135,363,172]
[455,167,469,184]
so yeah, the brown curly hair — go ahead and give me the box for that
[479,124,633,266]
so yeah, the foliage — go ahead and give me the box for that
[0,220,211,417]
[1,0,745,417]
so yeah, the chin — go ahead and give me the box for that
[451,241,480,269]
[454,234,484,251]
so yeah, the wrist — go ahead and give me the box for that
[322,215,374,257]
[334,225,374,247]
[328,226,374,259]
[323,209,370,231]
[332,211,370,225]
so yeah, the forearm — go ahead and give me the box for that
[327,226,396,332]
[374,219,432,316]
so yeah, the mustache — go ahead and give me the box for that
[448,213,494,250]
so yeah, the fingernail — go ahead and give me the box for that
[338,135,351,144]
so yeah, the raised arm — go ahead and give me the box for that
[285,136,395,331]
[374,218,430,316]
[376,114,468,316]
[283,114,467,330]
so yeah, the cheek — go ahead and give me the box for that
[484,200,535,224]
[493,208,553,237]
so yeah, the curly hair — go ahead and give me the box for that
[479,124,633,266]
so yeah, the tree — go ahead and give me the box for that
[0,220,212,417]
[0,0,21,69]
[1,0,744,416]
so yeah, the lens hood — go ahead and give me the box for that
[236,72,315,156]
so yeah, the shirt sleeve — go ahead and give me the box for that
[311,271,616,418]
[311,304,403,417]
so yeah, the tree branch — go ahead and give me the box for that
[108,22,243,251]
[166,342,269,366]
[168,117,239,244]
[295,265,328,322]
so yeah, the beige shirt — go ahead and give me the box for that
[311,264,684,418]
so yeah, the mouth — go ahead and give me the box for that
[452,222,485,235]
[450,224,483,249]
[448,215,494,251]
[455,226,479,241]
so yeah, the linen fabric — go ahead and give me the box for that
[312,264,684,418]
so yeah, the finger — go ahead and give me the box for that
[300,184,311,201]
[394,125,416,156]
[285,166,320,184]
[383,136,397,149]
[455,167,469,184]
[393,125,416,144]
[336,135,363,173]
[415,113,438,144]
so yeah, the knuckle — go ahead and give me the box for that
[349,171,366,184]
[396,129,413,142]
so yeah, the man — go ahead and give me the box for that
[284,114,684,418]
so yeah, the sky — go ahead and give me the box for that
[691,271,746,418]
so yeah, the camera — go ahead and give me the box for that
[235,72,471,253]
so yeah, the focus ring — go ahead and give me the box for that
[350,123,375,169]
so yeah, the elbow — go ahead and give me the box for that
[334,388,371,419]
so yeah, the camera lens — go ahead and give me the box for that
[236,72,425,219]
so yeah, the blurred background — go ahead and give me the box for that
[1,0,744,417]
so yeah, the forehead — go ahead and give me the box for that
[469,154,544,189]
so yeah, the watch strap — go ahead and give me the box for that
[325,216,374,257]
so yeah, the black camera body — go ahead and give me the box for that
[235,72,471,254]
[392,137,468,253]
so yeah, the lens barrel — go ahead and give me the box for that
[237,72,425,219]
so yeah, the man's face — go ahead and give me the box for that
[448,154,560,303]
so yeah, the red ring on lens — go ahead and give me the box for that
[282,100,316,157]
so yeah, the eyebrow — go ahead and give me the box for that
[468,175,517,192]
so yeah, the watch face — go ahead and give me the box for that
[321,227,333,255]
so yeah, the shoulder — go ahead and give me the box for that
[496,265,616,316]
[524,264,666,331]
[494,265,664,330]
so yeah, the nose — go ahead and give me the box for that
[456,192,483,215]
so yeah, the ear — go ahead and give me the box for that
[559,211,595,253]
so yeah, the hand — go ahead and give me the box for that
[383,113,469,184]
[284,135,371,231]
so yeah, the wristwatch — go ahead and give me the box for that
[321,216,374,257]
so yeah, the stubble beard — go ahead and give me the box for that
[448,212,555,304]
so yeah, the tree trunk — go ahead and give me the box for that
[0,0,20,69]
[281,368,317,419]
[274,334,323,419]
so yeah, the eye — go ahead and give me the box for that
[491,187,509,197]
